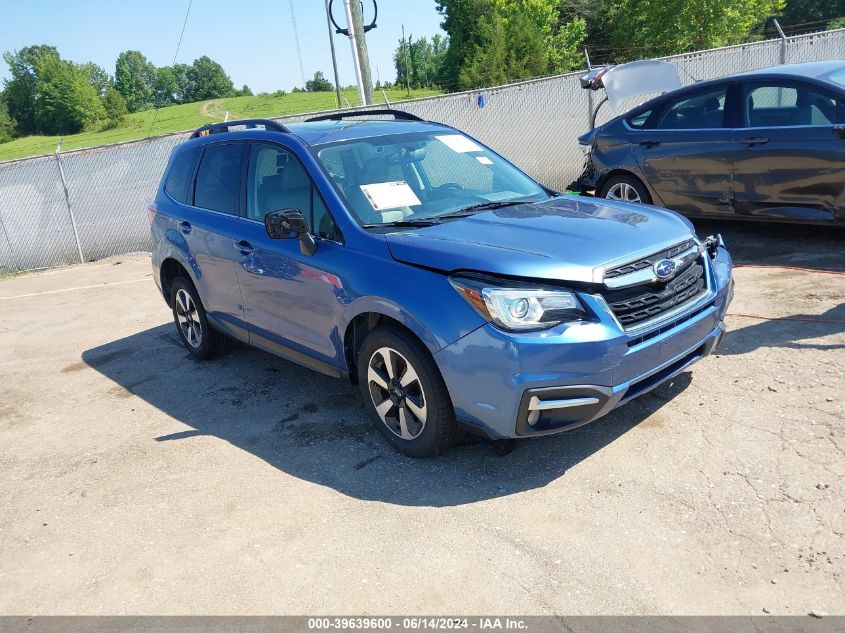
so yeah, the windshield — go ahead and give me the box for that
[313,131,550,226]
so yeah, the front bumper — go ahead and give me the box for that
[434,246,733,439]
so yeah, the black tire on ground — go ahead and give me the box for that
[357,326,461,457]
[599,173,652,205]
[170,276,231,360]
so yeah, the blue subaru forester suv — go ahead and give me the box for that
[150,111,734,456]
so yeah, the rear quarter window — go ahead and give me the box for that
[164,146,200,204]
[626,109,653,128]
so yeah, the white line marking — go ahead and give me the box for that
[0,277,151,301]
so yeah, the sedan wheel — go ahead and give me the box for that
[367,346,428,440]
[606,181,642,203]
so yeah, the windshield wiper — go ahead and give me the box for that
[437,198,534,219]
[362,218,442,229]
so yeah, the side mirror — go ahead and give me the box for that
[264,209,317,256]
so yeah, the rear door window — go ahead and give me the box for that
[194,143,245,215]
[743,81,843,127]
[655,86,728,130]
[164,146,200,204]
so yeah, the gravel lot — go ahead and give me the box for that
[0,221,843,615]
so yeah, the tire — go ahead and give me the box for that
[357,326,461,457]
[170,277,231,360]
[600,174,652,205]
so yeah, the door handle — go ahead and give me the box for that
[236,240,254,255]
[639,140,661,149]
[740,137,769,146]
[833,126,845,139]
[177,220,192,234]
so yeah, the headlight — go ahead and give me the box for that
[450,276,588,331]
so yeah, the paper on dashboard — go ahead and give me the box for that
[360,181,422,211]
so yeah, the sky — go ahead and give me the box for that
[0,0,445,93]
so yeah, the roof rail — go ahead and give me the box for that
[190,118,290,139]
[305,109,425,123]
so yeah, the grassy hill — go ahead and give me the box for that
[0,87,441,163]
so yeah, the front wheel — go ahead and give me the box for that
[357,326,461,457]
[600,174,652,205]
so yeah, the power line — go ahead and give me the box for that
[146,0,193,138]
[289,0,308,88]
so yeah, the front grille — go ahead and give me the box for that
[602,257,707,328]
[604,239,696,279]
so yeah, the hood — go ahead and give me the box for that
[384,197,695,284]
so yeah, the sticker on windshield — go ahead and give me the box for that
[359,181,422,211]
[436,134,483,153]
[476,156,493,165]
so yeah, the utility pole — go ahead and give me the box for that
[342,0,367,105]
[325,0,343,108]
[345,0,374,105]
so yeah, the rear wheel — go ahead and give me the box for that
[170,277,231,360]
[600,174,652,205]
[357,326,460,457]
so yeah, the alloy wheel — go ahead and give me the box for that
[367,346,428,440]
[175,288,203,348]
[606,182,642,203]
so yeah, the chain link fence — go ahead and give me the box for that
[2,28,844,273]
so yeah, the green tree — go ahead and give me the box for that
[305,71,334,92]
[779,0,845,26]
[152,66,179,107]
[394,35,412,89]
[82,62,110,97]
[35,54,105,134]
[2,45,60,134]
[435,0,491,89]
[435,0,586,90]
[115,50,155,112]
[185,56,235,102]
[459,9,550,89]
[490,0,586,73]
[102,85,128,128]
[395,34,450,89]
[235,84,253,96]
[0,97,15,143]
[611,0,785,56]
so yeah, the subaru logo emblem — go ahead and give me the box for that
[653,258,676,279]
